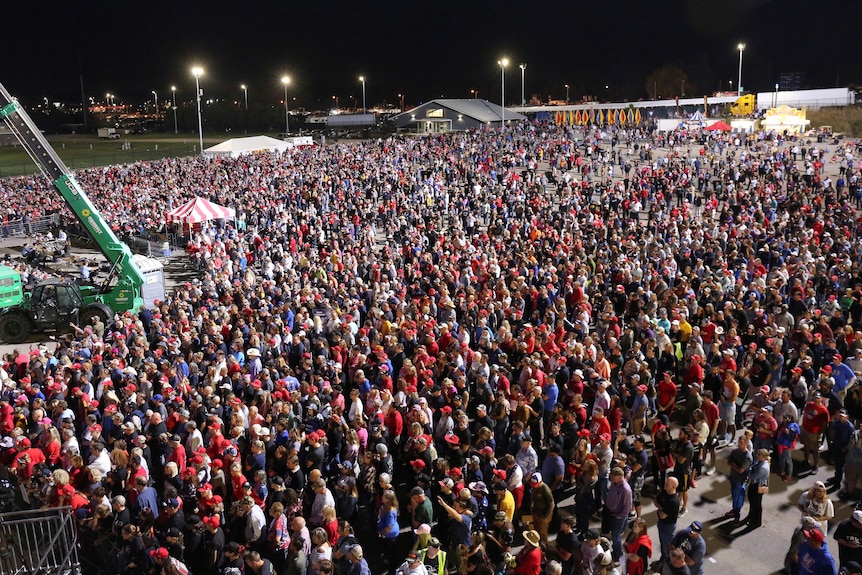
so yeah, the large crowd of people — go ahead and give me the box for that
[1,119,862,575]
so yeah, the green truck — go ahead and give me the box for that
[0,83,165,342]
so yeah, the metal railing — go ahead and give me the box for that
[0,214,60,238]
[0,506,80,575]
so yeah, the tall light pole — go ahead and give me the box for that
[680,79,685,97]
[398,93,405,112]
[737,43,745,96]
[192,67,204,153]
[519,63,527,105]
[358,76,366,112]
[171,86,178,134]
[281,76,291,134]
[498,58,508,125]
[565,84,570,104]
[152,90,159,117]
[241,84,248,110]
[106,93,113,106]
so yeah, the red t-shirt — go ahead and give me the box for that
[802,402,830,434]
[13,447,46,480]
[658,380,677,411]
[702,401,720,432]
[325,518,339,546]
[589,417,611,446]
[514,545,542,575]
[756,414,779,439]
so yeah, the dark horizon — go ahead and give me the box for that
[4,0,860,110]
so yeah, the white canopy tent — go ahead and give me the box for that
[203,135,292,158]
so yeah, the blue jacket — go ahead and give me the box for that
[778,422,801,449]
[798,541,838,575]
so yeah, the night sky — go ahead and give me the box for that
[4,0,860,110]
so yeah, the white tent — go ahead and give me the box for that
[167,196,236,224]
[203,135,292,158]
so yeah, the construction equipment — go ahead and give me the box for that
[0,264,24,308]
[0,82,165,343]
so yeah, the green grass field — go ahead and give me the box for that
[0,133,241,178]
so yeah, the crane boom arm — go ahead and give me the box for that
[0,83,144,311]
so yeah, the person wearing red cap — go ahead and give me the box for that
[797,527,837,575]
[683,354,704,391]
[631,384,650,436]
[11,436,46,481]
[748,347,774,400]
[829,352,856,399]
[150,546,190,575]
[801,392,831,471]
[657,371,678,420]
[588,407,612,448]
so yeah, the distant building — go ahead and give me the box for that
[391,99,526,133]
[778,72,805,91]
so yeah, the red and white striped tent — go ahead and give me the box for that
[166,196,236,225]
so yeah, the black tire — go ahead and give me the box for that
[0,313,32,343]
[83,306,111,327]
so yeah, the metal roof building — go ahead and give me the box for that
[392,98,526,133]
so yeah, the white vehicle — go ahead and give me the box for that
[97,128,119,139]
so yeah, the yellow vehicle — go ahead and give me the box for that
[730,94,756,116]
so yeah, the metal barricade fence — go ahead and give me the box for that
[0,506,80,575]
[0,214,60,238]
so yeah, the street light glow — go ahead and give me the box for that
[519,63,527,105]
[281,77,291,133]
[738,43,746,51]
[498,58,508,125]
[191,67,204,154]
[170,86,178,134]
